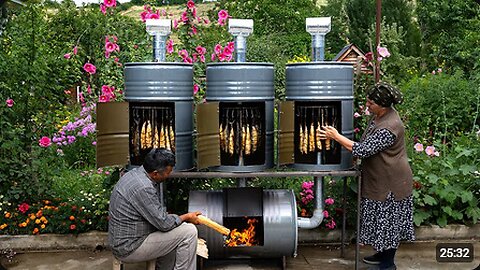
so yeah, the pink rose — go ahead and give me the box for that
[73,46,78,55]
[100,4,106,15]
[414,143,424,152]
[83,63,96,74]
[6,98,14,107]
[186,0,195,9]
[178,49,189,59]
[325,198,335,205]
[193,84,200,95]
[167,39,174,54]
[103,0,116,8]
[377,46,391,58]
[64,53,71,59]
[18,202,30,214]
[105,41,116,53]
[322,210,329,218]
[39,136,52,147]
[218,9,229,20]
[425,145,436,156]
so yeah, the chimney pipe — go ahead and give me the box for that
[228,19,254,63]
[306,17,331,62]
[146,19,172,62]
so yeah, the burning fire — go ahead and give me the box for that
[225,218,258,247]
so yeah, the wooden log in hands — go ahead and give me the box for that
[197,215,231,236]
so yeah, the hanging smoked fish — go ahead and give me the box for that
[219,122,225,151]
[168,110,175,151]
[169,124,175,152]
[159,123,165,148]
[164,124,171,150]
[309,121,315,152]
[251,125,258,152]
[245,124,251,155]
[316,121,322,150]
[140,120,151,149]
[299,122,304,154]
[302,114,308,154]
[228,124,235,155]
[241,125,246,154]
[153,125,159,148]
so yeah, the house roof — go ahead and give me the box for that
[333,44,366,61]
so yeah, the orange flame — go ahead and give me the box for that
[225,218,258,247]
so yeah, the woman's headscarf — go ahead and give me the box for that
[366,82,403,107]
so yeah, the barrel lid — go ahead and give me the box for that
[207,62,274,67]
[125,62,193,67]
[287,61,353,67]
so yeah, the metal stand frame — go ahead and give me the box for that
[169,170,361,269]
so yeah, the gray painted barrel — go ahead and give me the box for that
[286,62,354,171]
[189,189,297,259]
[124,62,193,101]
[124,62,194,171]
[206,63,275,172]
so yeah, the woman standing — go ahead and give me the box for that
[320,82,415,270]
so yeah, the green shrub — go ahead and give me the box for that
[408,132,480,226]
[400,71,480,143]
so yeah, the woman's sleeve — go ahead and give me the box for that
[352,128,396,158]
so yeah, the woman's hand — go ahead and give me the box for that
[320,125,339,141]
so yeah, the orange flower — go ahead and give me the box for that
[19,222,27,228]
[33,228,39,234]
[4,212,11,218]
[44,200,50,205]
[40,224,46,229]
[0,224,7,230]
[36,210,43,218]
[40,216,47,223]
[35,219,41,224]
[69,216,75,221]
[29,214,36,220]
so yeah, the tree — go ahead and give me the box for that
[416,0,480,77]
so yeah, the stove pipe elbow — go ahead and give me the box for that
[297,177,324,229]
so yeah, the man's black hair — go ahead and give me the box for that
[143,148,176,173]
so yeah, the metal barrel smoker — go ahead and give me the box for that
[196,19,274,173]
[191,19,296,265]
[96,19,194,172]
[277,17,354,231]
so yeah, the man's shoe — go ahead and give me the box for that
[362,252,382,265]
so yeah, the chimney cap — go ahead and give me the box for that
[228,19,254,36]
[306,17,331,35]
[146,19,171,36]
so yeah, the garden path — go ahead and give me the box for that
[5,240,479,270]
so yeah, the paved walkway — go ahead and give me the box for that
[3,240,479,270]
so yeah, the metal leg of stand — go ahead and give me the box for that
[355,175,361,270]
[341,176,347,258]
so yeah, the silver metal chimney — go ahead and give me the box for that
[228,19,254,63]
[306,17,331,61]
[146,19,171,62]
